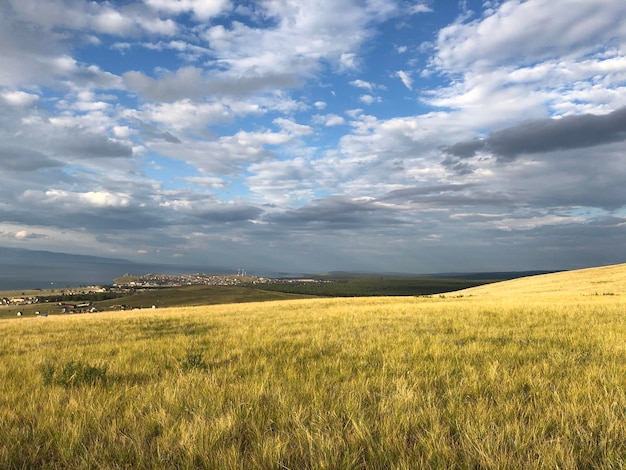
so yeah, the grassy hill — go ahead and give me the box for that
[451,262,626,297]
[1,264,625,468]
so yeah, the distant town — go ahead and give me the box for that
[1,272,323,314]
[112,272,320,288]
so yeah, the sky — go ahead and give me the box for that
[1,0,626,274]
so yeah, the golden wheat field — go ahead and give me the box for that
[1,264,626,469]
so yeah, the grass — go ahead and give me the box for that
[1,278,626,469]
[0,285,313,319]
[0,271,526,320]
[248,274,507,297]
[454,262,626,297]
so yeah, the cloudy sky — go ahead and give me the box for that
[1,0,626,274]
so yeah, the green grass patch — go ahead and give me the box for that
[250,275,503,297]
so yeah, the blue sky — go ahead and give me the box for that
[1,0,626,274]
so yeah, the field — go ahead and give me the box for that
[248,274,510,297]
[0,273,511,320]
[1,265,626,468]
[0,286,314,320]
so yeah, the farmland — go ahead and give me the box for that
[1,264,626,468]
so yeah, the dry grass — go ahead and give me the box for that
[1,264,626,468]
[454,262,626,297]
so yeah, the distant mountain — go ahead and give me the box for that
[0,247,230,290]
[0,246,132,266]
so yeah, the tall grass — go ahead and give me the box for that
[1,295,625,468]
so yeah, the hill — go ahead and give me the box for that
[1,288,625,468]
[0,246,234,290]
[452,262,626,297]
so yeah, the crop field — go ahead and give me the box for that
[1,265,626,469]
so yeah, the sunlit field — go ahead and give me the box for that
[2,266,626,469]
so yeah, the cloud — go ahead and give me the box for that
[13,230,47,240]
[1,0,625,273]
[360,94,379,104]
[21,190,130,209]
[0,147,64,172]
[323,114,346,126]
[377,184,476,202]
[123,66,300,101]
[1,90,39,106]
[143,0,231,21]
[247,158,318,205]
[408,2,433,15]
[199,1,400,83]
[267,196,404,229]
[8,0,178,36]
[53,133,134,159]
[443,106,626,161]
[150,119,311,177]
[350,79,375,90]
[132,119,182,144]
[432,0,625,72]
[396,70,413,90]
[193,204,262,223]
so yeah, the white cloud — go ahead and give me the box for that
[350,79,374,90]
[247,157,317,205]
[150,123,310,176]
[408,2,433,14]
[144,0,231,21]
[1,90,39,106]
[360,94,382,105]
[312,114,346,127]
[21,189,130,208]
[8,0,178,36]
[432,0,626,72]
[273,117,313,137]
[134,99,233,131]
[396,70,413,90]
[324,114,346,126]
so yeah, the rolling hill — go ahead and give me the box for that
[452,262,626,297]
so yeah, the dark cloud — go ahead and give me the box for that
[133,119,182,144]
[441,140,484,159]
[0,204,166,231]
[378,184,515,207]
[54,133,133,159]
[443,106,626,161]
[268,196,404,229]
[123,67,300,102]
[491,216,626,270]
[193,205,262,223]
[378,184,475,201]
[0,147,63,171]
